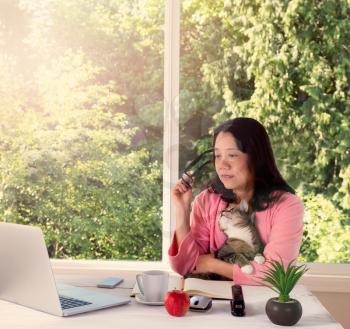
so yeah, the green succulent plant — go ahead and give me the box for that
[258,258,308,303]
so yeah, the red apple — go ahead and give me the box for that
[164,289,190,317]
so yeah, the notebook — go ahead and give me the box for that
[0,222,130,316]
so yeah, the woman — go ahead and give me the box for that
[169,117,304,285]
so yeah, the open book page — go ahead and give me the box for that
[130,274,182,297]
[131,275,234,299]
[183,278,234,299]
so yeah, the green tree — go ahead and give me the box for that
[20,0,164,158]
[300,193,350,263]
[0,2,163,259]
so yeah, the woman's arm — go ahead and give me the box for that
[193,254,233,279]
[174,208,191,247]
[168,191,211,276]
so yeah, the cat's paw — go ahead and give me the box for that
[241,264,253,274]
[254,254,265,264]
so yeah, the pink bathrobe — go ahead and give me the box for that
[168,189,304,285]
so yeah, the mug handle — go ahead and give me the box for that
[136,274,144,295]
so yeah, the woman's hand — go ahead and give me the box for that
[193,254,215,273]
[172,178,193,246]
[171,178,193,214]
[193,254,234,280]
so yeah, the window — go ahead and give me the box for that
[0,0,164,261]
[1,0,349,278]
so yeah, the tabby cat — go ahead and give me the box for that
[216,200,265,274]
[186,200,265,280]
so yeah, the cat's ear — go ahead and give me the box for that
[239,200,249,212]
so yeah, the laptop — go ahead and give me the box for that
[0,222,130,316]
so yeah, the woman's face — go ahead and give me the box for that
[214,131,254,194]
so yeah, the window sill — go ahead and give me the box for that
[51,259,170,273]
[300,262,350,293]
[51,259,350,293]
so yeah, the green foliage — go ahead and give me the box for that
[179,0,227,169]
[300,193,350,263]
[0,75,163,259]
[258,258,308,302]
[0,1,163,260]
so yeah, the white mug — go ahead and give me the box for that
[136,270,169,302]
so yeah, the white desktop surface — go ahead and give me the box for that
[0,273,344,329]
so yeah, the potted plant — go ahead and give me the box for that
[257,258,308,326]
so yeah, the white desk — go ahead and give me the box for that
[0,273,344,329]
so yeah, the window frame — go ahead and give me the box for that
[51,0,350,291]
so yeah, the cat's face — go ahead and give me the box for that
[221,207,249,224]
[221,201,254,224]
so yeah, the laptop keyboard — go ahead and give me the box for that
[59,295,92,310]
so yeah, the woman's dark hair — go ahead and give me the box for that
[209,117,294,211]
